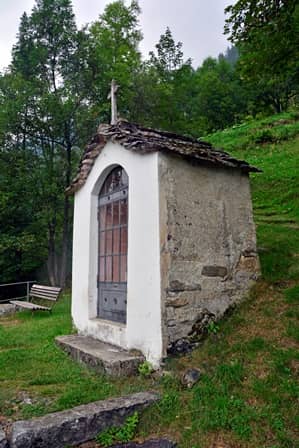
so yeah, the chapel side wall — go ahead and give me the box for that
[158,153,260,349]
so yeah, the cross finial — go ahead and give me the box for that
[107,79,119,125]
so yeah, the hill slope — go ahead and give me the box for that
[139,111,299,448]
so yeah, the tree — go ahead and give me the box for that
[87,0,142,121]
[2,0,92,286]
[0,0,145,285]
[189,57,247,134]
[136,27,195,134]
[218,46,239,67]
[0,73,47,282]
[149,27,186,77]
[225,0,299,112]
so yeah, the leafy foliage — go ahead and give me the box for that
[0,0,298,285]
[87,0,142,121]
[0,0,94,284]
[138,361,154,377]
[225,0,299,112]
[95,411,139,446]
[149,26,186,75]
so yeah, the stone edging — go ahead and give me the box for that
[3,391,159,448]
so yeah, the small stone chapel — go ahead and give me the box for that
[67,114,260,366]
[66,81,260,366]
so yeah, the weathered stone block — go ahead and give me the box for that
[10,392,159,448]
[167,280,201,292]
[165,297,189,308]
[201,265,228,278]
[180,368,201,388]
[0,430,8,448]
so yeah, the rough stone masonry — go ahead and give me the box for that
[158,153,260,351]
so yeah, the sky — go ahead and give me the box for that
[0,0,234,71]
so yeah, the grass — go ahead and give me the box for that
[208,111,299,283]
[139,281,299,448]
[0,298,147,421]
[0,111,299,447]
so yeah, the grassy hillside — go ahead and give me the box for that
[0,112,298,448]
[139,111,299,448]
[207,111,299,284]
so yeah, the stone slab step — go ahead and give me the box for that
[56,334,145,376]
[11,391,159,448]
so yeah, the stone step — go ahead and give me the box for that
[56,334,145,376]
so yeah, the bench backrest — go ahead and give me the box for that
[30,284,62,302]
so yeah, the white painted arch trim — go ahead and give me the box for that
[72,142,163,366]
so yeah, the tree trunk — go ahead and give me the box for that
[59,195,70,288]
[59,137,72,288]
[47,223,58,286]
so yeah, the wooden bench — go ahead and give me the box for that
[10,284,62,313]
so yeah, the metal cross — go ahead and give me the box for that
[107,79,119,125]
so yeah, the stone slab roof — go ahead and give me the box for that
[66,120,260,194]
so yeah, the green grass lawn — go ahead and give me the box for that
[0,111,299,447]
[0,297,148,422]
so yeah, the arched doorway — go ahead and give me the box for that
[98,166,128,324]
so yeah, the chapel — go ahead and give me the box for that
[67,118,260,366]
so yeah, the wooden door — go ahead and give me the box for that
[98,166,128,323]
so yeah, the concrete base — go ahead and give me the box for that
[56,335,145,376]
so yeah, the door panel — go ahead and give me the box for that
[98,166,128,324]
[99,284,127,324]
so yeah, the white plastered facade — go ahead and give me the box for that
[72,142,163,366]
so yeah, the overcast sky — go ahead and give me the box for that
[0,0,234,71]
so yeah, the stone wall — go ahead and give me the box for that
[158,153,260,353]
